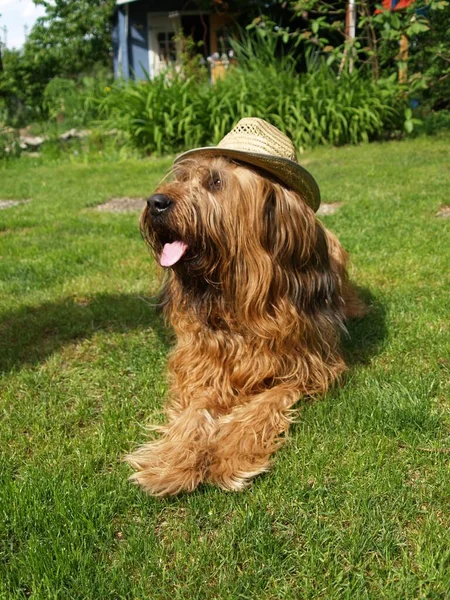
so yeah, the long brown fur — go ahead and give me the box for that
[126,156,366,495]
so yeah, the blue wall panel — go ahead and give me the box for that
[128,2,150,79]
[114,0,201,80]
[112,11,120,78]
[117,6,130,79]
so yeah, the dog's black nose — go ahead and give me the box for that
[147,194,172,216]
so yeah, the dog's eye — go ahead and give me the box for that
[208,172,223,191]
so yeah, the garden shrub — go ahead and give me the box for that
[42,67,113,129]
[43,78,81,124]
[0,129,22,160]
[95,56,407,155]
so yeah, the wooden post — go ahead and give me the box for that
[211,60,226,83]
[339,0,357,76]
[347,0,356,73]
[398,33,409,84]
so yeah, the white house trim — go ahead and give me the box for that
[146,12,182,79]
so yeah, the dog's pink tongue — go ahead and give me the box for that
[160,241,188,267]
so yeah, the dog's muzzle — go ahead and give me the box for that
[145,193,188,267]
[147,194,173,217]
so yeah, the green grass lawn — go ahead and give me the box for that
[1,136,449,599]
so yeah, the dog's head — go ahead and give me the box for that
[141,156,339,321]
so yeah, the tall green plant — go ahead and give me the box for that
[97,73,211,154]
[95,35,406,156]
[42,66,113,129]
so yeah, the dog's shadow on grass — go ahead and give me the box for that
[342,286,388,366]
[0,293,172,374]
[0,287,388,375]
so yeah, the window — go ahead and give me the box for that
[157,31,177,63]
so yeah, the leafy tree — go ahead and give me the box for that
[364,0,450,109]
[28,0,116,77]
[0,0,115,124]
[247,1,450,109]
[0,48,37,125]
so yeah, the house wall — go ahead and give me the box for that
[112,10,120,77]
[113,6,130,79]
[128,1,150,79]
[113,0,187,80]
[113,0,232,80]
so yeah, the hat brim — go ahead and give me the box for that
[174,147,321,212]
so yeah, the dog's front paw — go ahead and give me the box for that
[207,453,271,492]
[126,407,216,496]
[207,423,272,491]
[126,438,209,496]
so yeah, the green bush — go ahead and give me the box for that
[42,67,112,129]
[0,129,22,160]
[212,58,405,149]
[95,75,210,154]
[248,1,450,113]
[43,78,81,123]
[415,109,450,136]
[95,55,407,155]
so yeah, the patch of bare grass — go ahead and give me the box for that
[96,197,145,213]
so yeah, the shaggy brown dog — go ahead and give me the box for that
[126,154,365,496]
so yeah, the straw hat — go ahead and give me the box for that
[174,117,321,212]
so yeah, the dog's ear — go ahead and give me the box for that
[262,183,316,268]
[263,184,340,315]
[303,222,339,313]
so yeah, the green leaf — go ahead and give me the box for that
[407,22,430,35]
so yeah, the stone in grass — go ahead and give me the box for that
[96,197,146,214]
[0,199,31,210]
[316,202,343,216]
[436,205,450,218]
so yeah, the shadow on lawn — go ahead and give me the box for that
[0,293,172,374]
[342,286,388,366]
[0,287,387,374]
